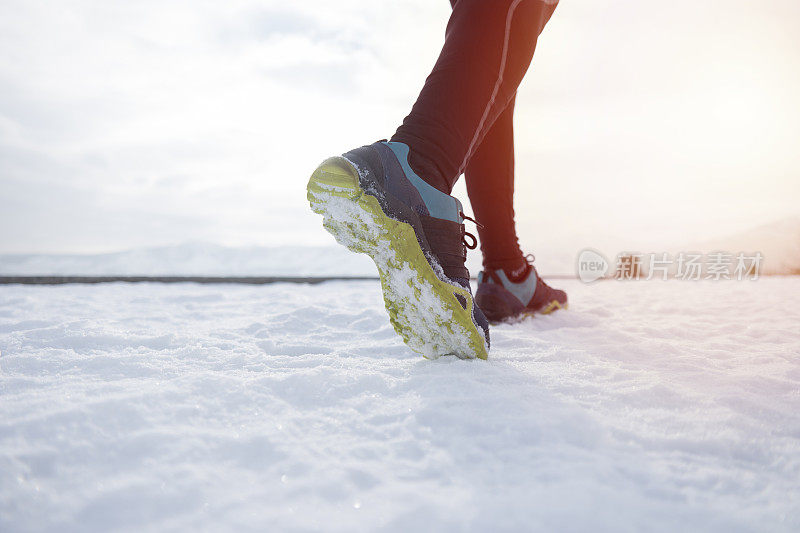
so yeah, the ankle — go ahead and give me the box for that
[388,137,451,194]
[484,255,528,282]
[406,149,450,194]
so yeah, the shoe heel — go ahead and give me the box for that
[475,284,526,324]
[307,157,361,202]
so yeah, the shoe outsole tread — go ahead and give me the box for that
[307,157,488,360]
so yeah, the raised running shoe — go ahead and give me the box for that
[307,141,490,359]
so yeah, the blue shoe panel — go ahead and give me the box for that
[381,142,462,223]
[487,269,537,307]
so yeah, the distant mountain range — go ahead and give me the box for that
[1,217,798,276]
[0,243,377,277]
[684,216,800,275]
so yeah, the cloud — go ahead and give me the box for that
[0,0,798,254]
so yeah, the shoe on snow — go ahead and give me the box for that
[307,141,490,359]
[475,255,568,323]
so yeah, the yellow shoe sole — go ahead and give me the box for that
[307,156,488,359]
[540,300,568,315]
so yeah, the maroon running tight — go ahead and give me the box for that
[391,0,557,271]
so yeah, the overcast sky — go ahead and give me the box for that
[1,0,798,254]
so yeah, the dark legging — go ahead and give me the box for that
[391,0,557,270]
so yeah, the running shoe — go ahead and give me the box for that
[475,255,568,323]
[307,141,490,359]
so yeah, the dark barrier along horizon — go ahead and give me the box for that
[0,275,579,285]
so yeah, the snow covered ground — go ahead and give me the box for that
[1,277,799,531]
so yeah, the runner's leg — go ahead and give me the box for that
[391,0,557,193]
[463,95,525,271]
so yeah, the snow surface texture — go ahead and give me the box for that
[1,278,799,531]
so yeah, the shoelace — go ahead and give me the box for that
[523,253,544,288]
[523,253,554,293]
[459,211,482,250]
[484,252,545,287]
